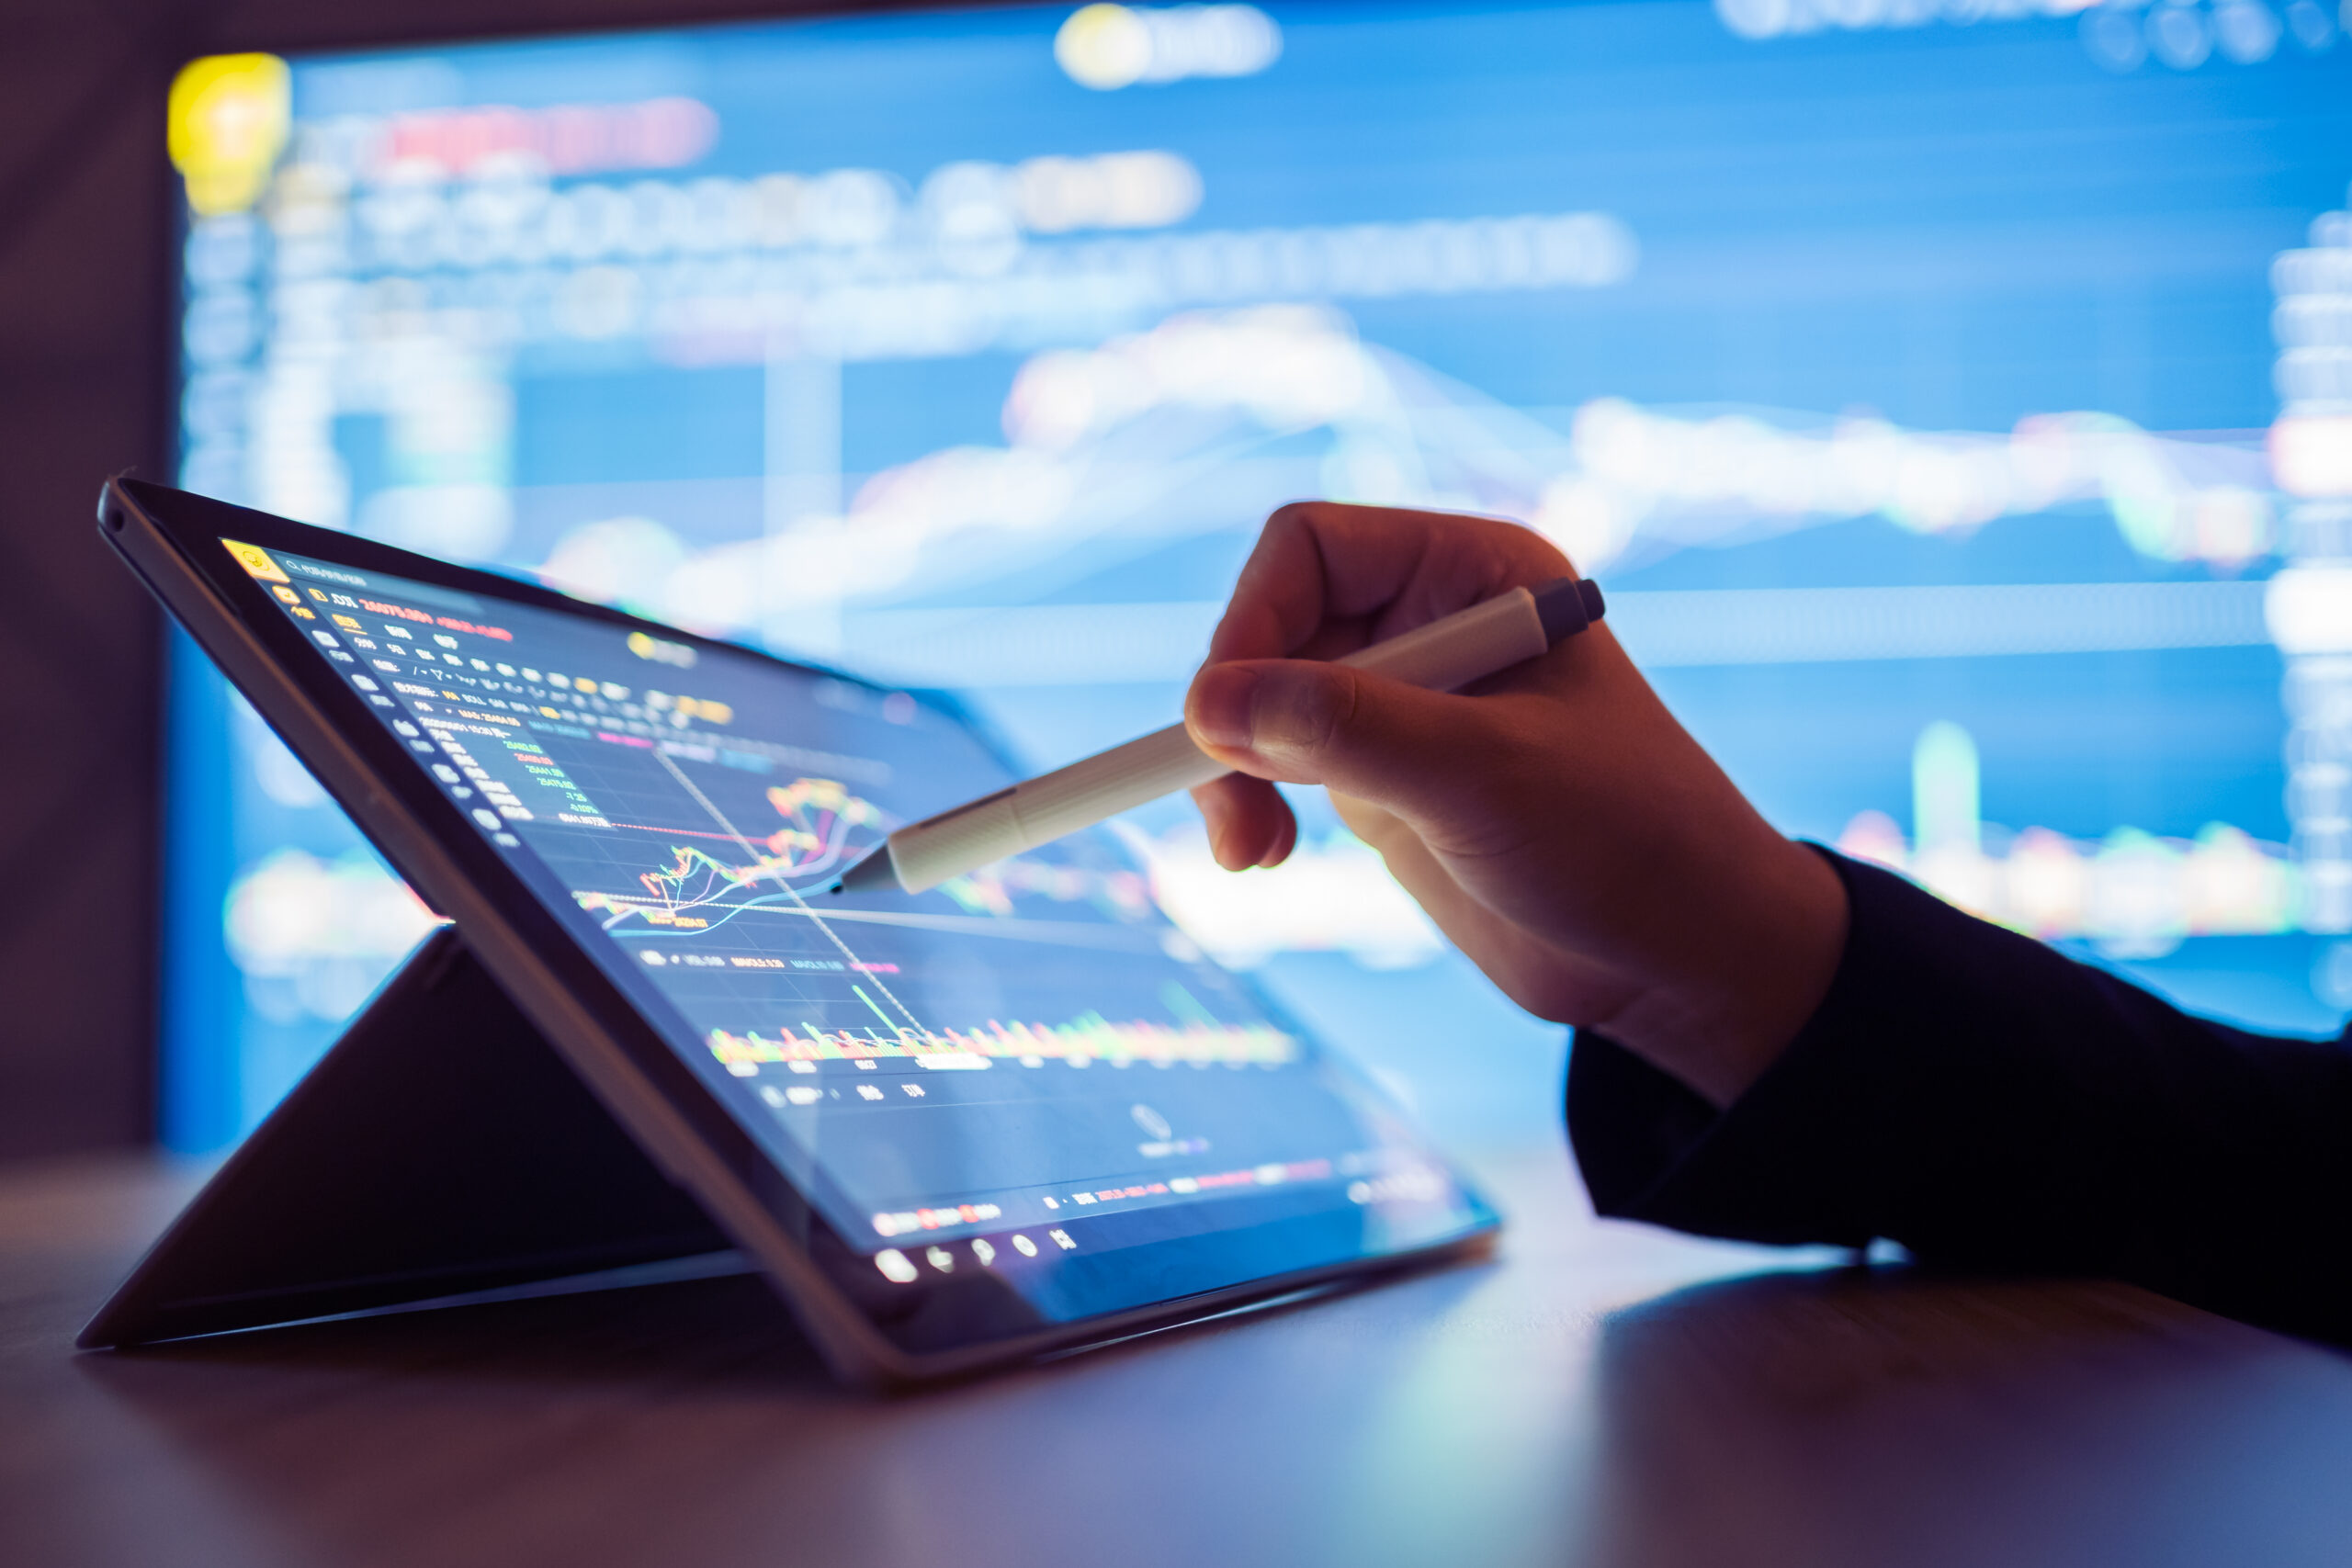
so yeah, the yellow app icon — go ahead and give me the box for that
[224,539,290,583]
[270,584,300,604]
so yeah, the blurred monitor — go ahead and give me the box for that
[164,1,2352,1151]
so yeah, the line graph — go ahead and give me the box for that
[936,855,1155,922]
[760,776,888,880]
[576,772,1163,938]
[594,896,1172,951]
[571,758,1297,1068]
[549,750,1297,1070]
[575,773,892,929]
[647,750,931,1033]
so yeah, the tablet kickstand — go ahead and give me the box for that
[79,927,736,1349]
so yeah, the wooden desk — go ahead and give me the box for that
[6,1145,2352,1568]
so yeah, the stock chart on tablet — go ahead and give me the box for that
[224,540,1480,1273]
[165,0,2352,1147]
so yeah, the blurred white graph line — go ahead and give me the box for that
[1548,400,2277,572]
[637,304,2276,655]
[1611,581,2272,666]
[837,581,2274,686]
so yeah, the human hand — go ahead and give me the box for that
[1183,502,1847,1107]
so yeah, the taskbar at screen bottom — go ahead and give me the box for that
[813,1160,1494,1355]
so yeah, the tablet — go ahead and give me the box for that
[95,479,1498,1385]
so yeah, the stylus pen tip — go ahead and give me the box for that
[827,881,842,895]
[833,847,900,895]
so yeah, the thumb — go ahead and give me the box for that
[1185,659,1523,838]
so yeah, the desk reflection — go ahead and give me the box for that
[33,1152,2352,1568]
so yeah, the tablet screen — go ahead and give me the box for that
[220,533,1491,1337]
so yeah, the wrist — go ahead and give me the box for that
[1599,839,1849,1108]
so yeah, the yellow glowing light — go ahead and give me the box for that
[222,539,290,582]
[167,53,291,217]
[1056,4,1153,90]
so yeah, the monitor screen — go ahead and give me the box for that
[165,2,2352,1149]
[214,531,1484,1318]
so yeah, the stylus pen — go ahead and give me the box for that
[831,576,1607,897]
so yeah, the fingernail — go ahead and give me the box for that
[1189,664,1262,751]
[1235,664,1332,755]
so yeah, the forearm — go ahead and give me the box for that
[1569,850,2352,1341]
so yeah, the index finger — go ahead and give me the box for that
[1203,501,1576,666]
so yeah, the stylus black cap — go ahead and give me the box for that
[1532,577,1607,642]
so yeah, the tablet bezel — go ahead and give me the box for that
[98,476,1498,1386]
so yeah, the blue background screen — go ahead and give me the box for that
[167,0,2352,1152]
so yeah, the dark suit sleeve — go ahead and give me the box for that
[1566,848,2352,1340]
